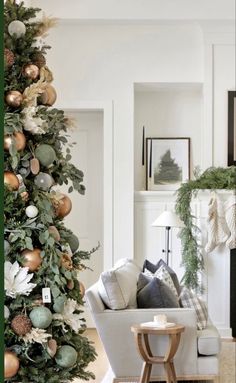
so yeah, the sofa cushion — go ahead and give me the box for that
[179,286,208,330]
[197,324,221,355]
[144,264,178,298]
[143,259,181,295]
[137,273,180,308]
[98,258,141,309]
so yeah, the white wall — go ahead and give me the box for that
[41,22,203,263]
[30,0,235,21]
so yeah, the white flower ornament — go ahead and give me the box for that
[4,261,36,298]
[53,299,81,333]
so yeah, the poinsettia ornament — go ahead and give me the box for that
[4,261,36,298]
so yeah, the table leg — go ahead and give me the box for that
[164,362,173,383]
[169,361,177,383]
[140,362,152,383]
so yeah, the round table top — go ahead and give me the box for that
[131,323,185,335]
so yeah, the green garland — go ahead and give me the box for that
[175,166,236,291]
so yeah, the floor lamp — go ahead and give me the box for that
[152,210,184,265]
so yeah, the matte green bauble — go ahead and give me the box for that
[35,144,56,167]
[53,296,66,313]
[67,234,79,254]
[34,172,53,191]
[29,306,52,329]
[55,345,77,368]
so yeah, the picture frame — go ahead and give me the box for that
[228,91,236,166]
[146,137,190,191]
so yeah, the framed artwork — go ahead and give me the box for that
[228,91,236,166]
[146,137,190,191]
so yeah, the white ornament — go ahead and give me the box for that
[8,20,26,38]
[53,299,81,333]
[21,328,51,345]
[25,205,38,218]
[4,261,36,298]
[21,107,46,135]
[4,305,10,319]
[34,172,53,191]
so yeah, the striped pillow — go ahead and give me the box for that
[179,286,208,330]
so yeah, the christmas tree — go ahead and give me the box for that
[4,1,96,381]
[154,149,182,184]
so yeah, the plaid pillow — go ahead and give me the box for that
[144,264,178,298]
[179,286,208,330]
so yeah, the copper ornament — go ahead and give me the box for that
[4,351,20,379]
[22,64,40,80]
[21,248,42,271]
[47,339,57,357]
[55,195,72,218]
[4,171,20,191]
[4,48,15,67]
[4,131,26,151]
[38,84,57,106]
[5,90,23,108]
[67,280,74,290]
[11,314,32,336]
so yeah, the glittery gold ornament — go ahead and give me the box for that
[54,195,72,218]
[4,48,15,67]
[4,351,20,379]
[4,171,20,191]
[21,248,42,271]
[60,253,73,270]
[22,64,40,80]
[11,314,32,336]
[5,90,23,108]
[31,52,46,68]
[38,84,57,106]
[4,131,26,151]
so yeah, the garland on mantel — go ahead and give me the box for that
[175,166,236,291]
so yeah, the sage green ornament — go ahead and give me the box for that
[67,234,79,253]
[35,144,56,167]
[34,172,53,191]
[29,306,52,329]
[53,296,66,313]
[55,345,77,368]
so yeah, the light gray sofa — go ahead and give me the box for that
[86,282,221,383]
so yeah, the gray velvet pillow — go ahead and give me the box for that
[137,273,180,308]
[143,259,181,295]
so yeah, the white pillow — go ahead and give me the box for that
[98,258,141,309]
[144,264,178,298]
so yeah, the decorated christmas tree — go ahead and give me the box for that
[154,149,182,184]
[4,1,96,381]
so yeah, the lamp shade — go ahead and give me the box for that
[152,210,184,228]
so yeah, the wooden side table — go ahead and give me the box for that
[131,324,185,383]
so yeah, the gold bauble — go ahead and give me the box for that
[21,248,42,271]
[5,90,23,108]
[67,280,74,290]
[60,253,73,270]
[22,64,40,80]
[79,282,85,298]
[4,131,26,151]
[38,84,57,106]
[4,171,20,191]
[55,195,72,218]
[4,351,20,379]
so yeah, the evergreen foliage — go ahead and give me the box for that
[175,166,236,291]
[4,1,96,381]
